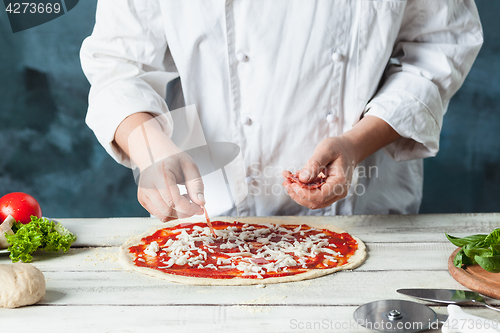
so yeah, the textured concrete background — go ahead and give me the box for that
[0,1,498,218]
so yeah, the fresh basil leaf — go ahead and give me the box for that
[445,233,487,247]
[453,249,463,268]
[475,255,500,273]
[463,242,492,258]
[447,229,500,270]
[453,248,474,268]
[491,244,500,255]
[484,228,500,246]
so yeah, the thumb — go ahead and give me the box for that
[182,159,205,206]
[299,142,335,183]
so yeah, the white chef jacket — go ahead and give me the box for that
[80,0,483,216]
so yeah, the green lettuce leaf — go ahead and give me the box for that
[5,216,77,262]
[5,222,43,262]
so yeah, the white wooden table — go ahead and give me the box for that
[1,214,500,332]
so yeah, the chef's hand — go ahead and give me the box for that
[136,150,205,222]
[283,115,401,209]
[282,137,357,209]
[114,112,205,222]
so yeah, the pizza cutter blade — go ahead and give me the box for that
[353,300,440,333]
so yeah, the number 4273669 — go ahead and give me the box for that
[5,2,61,14]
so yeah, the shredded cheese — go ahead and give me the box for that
[138,223,345,276]
[144,241,159,257]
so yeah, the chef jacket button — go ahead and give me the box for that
[326,113,336,123]
[246,176,254,184]
[241,115,252,126]
[236,52,249,62]
[331,52,342,62]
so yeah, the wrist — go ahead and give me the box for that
[339,115,400,164]
[115,112,180,172]
[334,134,362,167]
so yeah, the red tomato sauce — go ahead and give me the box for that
[128,221,358,279]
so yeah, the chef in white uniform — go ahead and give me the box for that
[80,0,483,221]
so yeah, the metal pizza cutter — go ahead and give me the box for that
[353,299,446,333]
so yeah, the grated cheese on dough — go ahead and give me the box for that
[139,223,343,275]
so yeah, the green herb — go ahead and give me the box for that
[5,216,77,263]
[446,228,500,273]
[453,248,474,267]
[445,234,487,247]
[475,255,500,273]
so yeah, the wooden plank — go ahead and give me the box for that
[360,242,457,271]
[55,214,500,247]
[2,305,499,333]
[0,242,459,272]
[36,270,500,306]
[53,217,160,247]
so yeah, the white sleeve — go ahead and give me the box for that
[364,0,483,161]
[80,0,175,167]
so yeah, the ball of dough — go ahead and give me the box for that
[0,263,46,308]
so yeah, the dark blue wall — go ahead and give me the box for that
[420,0,500,213]
[0,0,498,217]
[0,0,143,218]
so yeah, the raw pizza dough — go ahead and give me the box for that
[119,217,366,285]
[0,262,46,308]
[0,215,15,249]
